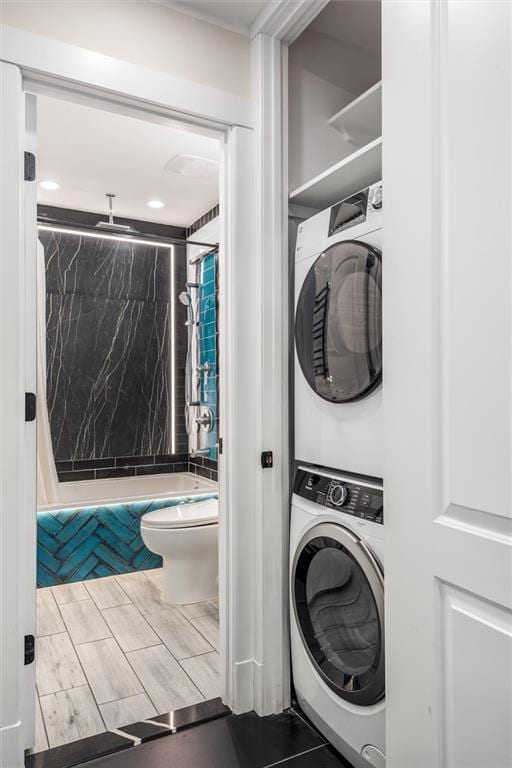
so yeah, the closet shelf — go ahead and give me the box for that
[328,81,382,144]
[289,137,382,210]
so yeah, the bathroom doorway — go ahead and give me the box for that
[32,92,223,752]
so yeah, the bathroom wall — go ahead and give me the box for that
[39,223,188,480]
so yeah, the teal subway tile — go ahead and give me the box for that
[73,554,100,582]
[55,509,94,544]
[57,535,101,579]
[57,517,99,561]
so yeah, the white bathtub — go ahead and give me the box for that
[38,472,218,512]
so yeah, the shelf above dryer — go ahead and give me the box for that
[289,137,382,210]
[328,81,382,145]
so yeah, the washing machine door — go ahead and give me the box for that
[292,522,385,706]
[295,240,382,402]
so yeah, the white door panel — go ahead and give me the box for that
[383,1,512,766]
[440,585,512,768]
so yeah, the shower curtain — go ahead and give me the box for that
[37,239,60,506]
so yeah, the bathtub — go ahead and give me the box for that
[37,472,218,587]
[38,471,217,512]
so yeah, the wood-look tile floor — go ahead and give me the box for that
[34,569,220,753]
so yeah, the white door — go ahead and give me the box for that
[0,62,37,767]
[383,2,512,767]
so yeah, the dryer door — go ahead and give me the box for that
[292,522,385,706]
[295,240,382,402]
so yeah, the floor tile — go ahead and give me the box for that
[101,604,160,653]
[190,613,219,652]
[99,693,157,730]
[180,652,220,700]
[84,576,131,610]
[176,600,219,621]
[35,695,49,753]
[114,573,162,614]
[126,644,204,714]
[275,744,352,767]
[25,732,133,768]
[143,569,164,590]
[144,606,213,659]
[36,588,66,637]
[118,721,171,743]
[36,633,87,696]
[68,710,326,768]
[152,697,230,731]
[39,685,104,748]
[60,599,112,646]
[52,582,89,605]
[76,638,144,704]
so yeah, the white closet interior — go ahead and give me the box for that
[288,0,382,210]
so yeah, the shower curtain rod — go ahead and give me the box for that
[37,217,218,249]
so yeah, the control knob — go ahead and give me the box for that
[328,482,348,507]
[371,186,383,210]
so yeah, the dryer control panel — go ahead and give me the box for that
[328,181,382,237]
[293,466,383,524]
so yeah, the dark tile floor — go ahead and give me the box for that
[76,710,350,768]
[26,703,352,768]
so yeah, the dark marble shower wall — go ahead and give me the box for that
[40,227,187,477]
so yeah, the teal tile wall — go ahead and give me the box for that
[199,251,218,461]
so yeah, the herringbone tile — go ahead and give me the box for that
[37,494,215,586]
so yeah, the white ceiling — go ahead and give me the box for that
[37,95,220,228]
[157,0,269,35]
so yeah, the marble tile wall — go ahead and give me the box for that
[40,229,187,469]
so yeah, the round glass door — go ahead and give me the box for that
[295,240,382,402]
[292,523,385,706]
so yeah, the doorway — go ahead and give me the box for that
[31,89,223,753]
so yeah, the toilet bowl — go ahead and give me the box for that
[140,498,218,605]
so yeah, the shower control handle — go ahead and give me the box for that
[195,408,214,432]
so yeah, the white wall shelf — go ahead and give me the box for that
[328,81,381,145]
[289,137,382,209]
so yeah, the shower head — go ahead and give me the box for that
[179,291,191,306]
[96,193,139,235]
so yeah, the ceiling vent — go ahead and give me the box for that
[164,154,218,179]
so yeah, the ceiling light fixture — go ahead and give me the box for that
[164,154,218,178]
[147,200,165,209]
[40,180,60,191]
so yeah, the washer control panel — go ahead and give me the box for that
[294,466,383,524]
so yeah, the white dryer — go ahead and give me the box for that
[294,183,383,477]
[290,465,385,768]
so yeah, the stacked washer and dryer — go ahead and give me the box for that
[291,182,385,768]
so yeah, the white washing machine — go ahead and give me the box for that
[290,465,385,768]
[294,183,383,477]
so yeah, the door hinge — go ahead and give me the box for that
[25,392,36,422]
[218,437,223,455]
[24,151,36,182]
[261,451,273,469]
[24,634,35,665]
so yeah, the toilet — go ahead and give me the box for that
[140,497,218,605]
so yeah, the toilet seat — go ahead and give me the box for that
[141,498,218,530]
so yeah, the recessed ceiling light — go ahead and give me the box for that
[147,200,165,209]
[40,180,60,191]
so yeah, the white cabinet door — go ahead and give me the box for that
[383,2,512,767]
